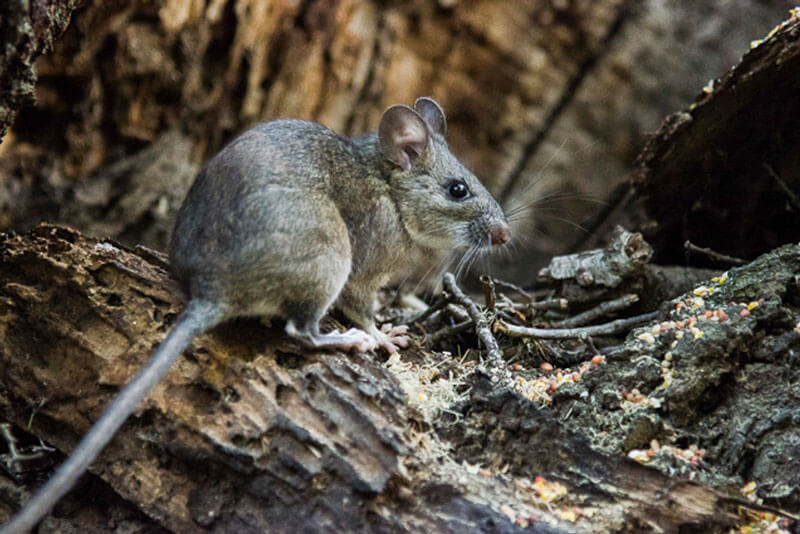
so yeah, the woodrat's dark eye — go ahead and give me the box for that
[447,180,470,199]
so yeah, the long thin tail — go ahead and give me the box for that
[1,299,222,534]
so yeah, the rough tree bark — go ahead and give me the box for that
[0,0,82,140]
[0,224,523,533]
[3,223,790,533]
[0,1,795,263]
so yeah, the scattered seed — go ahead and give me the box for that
[693,286,710,297]
[500,504,516,521]
[637,332,656,344]
[651,324,661,335]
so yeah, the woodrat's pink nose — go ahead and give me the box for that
[490,223,510,246]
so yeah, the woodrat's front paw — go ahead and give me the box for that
[370,323,410,354]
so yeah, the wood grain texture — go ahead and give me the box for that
[0,225,409,532]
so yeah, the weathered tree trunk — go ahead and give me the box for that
[0,224,501,532]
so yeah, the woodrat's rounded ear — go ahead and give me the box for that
[378,105,429,171]
[414,97,447,137]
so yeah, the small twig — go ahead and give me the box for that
[551,294,639,328]
[0,423,19,468]
[496,311,659,339]
[443,273,504,368]
[406,294,451,324]
[497,293,517,309]
[497,309,522,323]
[684,240,747,266]
[479,275,497,313]
[510,298,569,312]
[446,303,471,322]
[764,163,800,212]
[719,496,800,522]
[0,423,54,475]
[600,344,627,358]
[429,319,474,343]
[492,279,534,302]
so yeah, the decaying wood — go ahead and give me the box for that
[0,0,629,252]
[3,3,800,533]
[634,10,800,264]
[528,243,800,512]
[440,244,800,531]
[495,1,797,271]
[0,224,572,533]
[4,226,796,532]
[0,0,82,140]
[534,226,720,312]
[537,226,652,293]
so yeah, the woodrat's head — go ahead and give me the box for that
[378,97,510,252]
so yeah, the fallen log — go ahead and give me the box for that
[3,224,796,533]
[0,224,577,533]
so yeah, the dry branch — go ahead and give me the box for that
[497,312,659,340]
[550,294,639,328]
[442,273,504,371]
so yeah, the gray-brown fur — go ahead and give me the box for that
[1,97,508,533]
[171,97,508,343]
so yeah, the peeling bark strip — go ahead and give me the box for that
[635,11,800,264]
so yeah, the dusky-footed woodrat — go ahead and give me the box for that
[2,97,509,533]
